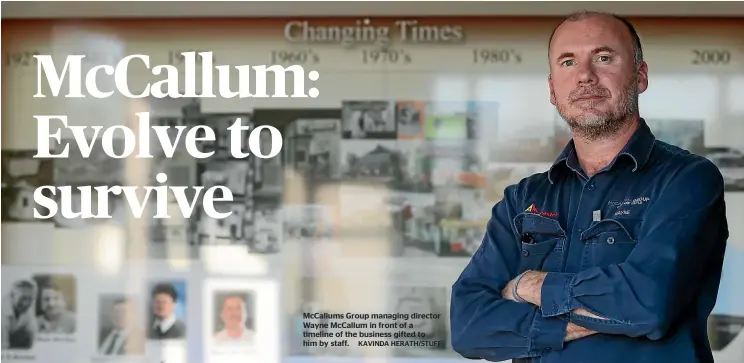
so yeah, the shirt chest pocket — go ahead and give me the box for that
[513,212,566,273]
[580,219,640,269]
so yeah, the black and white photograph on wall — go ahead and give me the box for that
[283,204,334,241]
[147,96,203,152]
[1,151,54,222]
[709,314,744,363]
[425,141,486,189]
[97,295,145,356]
[204,114,253,156]
[389,286,451,357]
[149,150,198,194]
[703,147,744,191]
[2,278,38,350]
[53,138,124,187]
[190,155,256,245]
[340,140,404,182]
[397,101,426,139]
[285,118,342,181]
[342,101,396,139]
[192,202,251,245]
[253,127,284,198]
[148,97,242,157]
[32,274,77,335]
[389,192,439,257]
[53,192,127,229]
[147,281,187,341]
[197,159,253,199]
[387,140,434,193]
[147,150,198,247]
[251,196,282,253]
[212,291,255,344]
[646,119,705,155]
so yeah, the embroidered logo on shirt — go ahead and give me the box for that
[607,196,650,208]
[608,196,650,217]
[525,204,558,218]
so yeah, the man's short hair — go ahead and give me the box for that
[38,280,62,293]
[151,283,178,302]
[14,280,36,290]
[548,11,644,68]
[222,294,246,307]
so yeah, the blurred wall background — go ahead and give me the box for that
[2,2,743,363]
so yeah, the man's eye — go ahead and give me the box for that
[562,59,575,66]
[597,55,611,62]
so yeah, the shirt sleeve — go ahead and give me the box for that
[451,183,569,361]
[540,157,729,339]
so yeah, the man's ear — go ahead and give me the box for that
[548,74,557,105]
[637,62,649,94]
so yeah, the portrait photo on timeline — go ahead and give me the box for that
[32,274,77,335]
[2,278,39,350]
[0,151,54,223]
[97,294,145,356]
[146,281,187,341]
[211,291,256,345]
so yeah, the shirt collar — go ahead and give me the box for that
[548,118,656,184]
[154,314,177,332]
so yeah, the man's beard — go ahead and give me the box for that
[557,77,639,141]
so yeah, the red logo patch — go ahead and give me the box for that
[525,204,558,218]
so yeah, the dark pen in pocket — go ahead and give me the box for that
[521,233,534,244]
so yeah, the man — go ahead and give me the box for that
[99,297,145,355]
[213,294,255,343]
[450,11,728,363]
[2,280,37,349]
[37,280,76,334]
[148,283,186,340]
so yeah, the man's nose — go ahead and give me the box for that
[576,61,599,85]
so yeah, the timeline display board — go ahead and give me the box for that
[2,17,744,363]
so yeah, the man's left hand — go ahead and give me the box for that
[501,270,547,306]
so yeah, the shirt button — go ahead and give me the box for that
[587,183,595,191]
[522,250,530,257]
[607,237,615,244]
[578,228,584,233]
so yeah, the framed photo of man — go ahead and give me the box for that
[212,291,256,345]
[32,274,77,335]
[146,281,187,341]
[97,294,145,356]
[203,279,279,362]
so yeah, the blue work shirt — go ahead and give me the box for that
[451,119,729,363]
